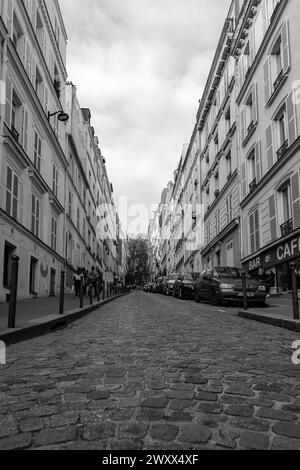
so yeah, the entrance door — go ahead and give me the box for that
[226,241,234,267]
[50,269,56,296]
[29,257,38,295]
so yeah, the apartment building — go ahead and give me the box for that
[0,0,124,302]
[236,0,300,292]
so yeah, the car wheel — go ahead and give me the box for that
[210,289,222,306]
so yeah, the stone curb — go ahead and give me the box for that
[0,293,130,346]
[238,310,300,333]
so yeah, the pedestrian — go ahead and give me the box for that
[87,267,98,297]
[96,268,103,297]
[73,268,82,298]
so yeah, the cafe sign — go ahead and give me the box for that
[245,234,300,272]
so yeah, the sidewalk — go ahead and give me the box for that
[239,293,300,333]
[0,292,127,345]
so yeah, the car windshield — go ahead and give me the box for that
[214,268,240,279]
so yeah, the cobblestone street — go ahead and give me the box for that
[1,291,300,450]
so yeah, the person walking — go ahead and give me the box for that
[73,269,82,298]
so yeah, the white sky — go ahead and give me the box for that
[59,0,231,231]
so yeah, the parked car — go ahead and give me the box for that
[194,267,267,306]
[166,274,180,296]
[173,273,199,300]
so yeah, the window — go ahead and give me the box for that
[278,180,292,228]
[54,16,60,46]
[3,242,16,289]
[34,132,42,172]
[31,194,40,237]
[35,66,43,102]
[227,195,233,224]
[52,163,59,198]
[274,104,288,157]
[225,106,231,134]
[51,217,57,251]
[226,151,232,178]
[241,84,258,145]
[11,90,22,141]
[68,190,72,218]
[12,13,23,56]
[6,166,18,219]
[249,209,260,253]
[247,148,256,187]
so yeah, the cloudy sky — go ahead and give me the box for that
[59,0,231,231]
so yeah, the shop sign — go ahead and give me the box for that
[245,234,300,272]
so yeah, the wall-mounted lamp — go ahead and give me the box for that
[48,110,69,122]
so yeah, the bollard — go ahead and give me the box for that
[290,263,299,320]
[80,275,84,309]
[242,271,248,311]
[59,270,65,315]
[8,255,20,329]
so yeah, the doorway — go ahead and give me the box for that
[50,269,56,296]
[29,257,38,295]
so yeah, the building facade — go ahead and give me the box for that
[150,0,300,291]
[0,0,125,302]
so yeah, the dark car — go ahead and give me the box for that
[173,273,199,300]
[194,267,267,306]
[166,274,180,296]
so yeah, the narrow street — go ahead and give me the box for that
[1,292,300,450]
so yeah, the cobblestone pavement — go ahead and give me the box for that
[1,291,300,450]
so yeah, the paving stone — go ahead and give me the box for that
[34,426,78,446]
[230,417,270,432]
[164,412,193,422]
[271,436,300,450]
[0,433,32,450]
[50,413,79,428]
[169,399,196,411]
[273,422,300,439]
[195,391,218,402]
[226,405,254,418]
[83,422,116,441]
[150,424,179,441]
[240,431,269,450]
[0,415,18,438]
[87,391,111,400]
[166,390,194,400]
[136,409,165,422]
[256,407,297,422]
[31,405,58,417]
[226,384,255,397]
[119,397,140,408]
[19,417,44,432]
[119,422,148,439]
[141,398,168,409]
[178,425,212,444]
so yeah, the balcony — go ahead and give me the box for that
[11,125,19,142]
[247,120,255,135]
[281,219,294,238]
[277,140,289,161]
[214,189,220,199]
[273,69,284,92]
[249,178,257,193]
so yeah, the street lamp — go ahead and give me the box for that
[48,110,69,122]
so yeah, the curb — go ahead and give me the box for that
[238,310,300,333]
[0,293,129,346]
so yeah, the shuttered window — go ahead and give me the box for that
[249,209,260,253]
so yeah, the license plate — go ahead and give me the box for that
[238,293,255,298]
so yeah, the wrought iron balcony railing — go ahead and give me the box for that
[249,178,257,193]
[274,69,284,91]
[247,120,255,135]
[281,218,294,238]
[277,140,289,161]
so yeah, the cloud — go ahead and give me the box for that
[59,0,231,232]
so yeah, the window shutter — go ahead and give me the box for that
[253,82,258,124]
[250,213,255,253]
[22,107,29,152]
[25,41,31,76]
[282,20,290,74]
[255,140,262,183]
[287,90,297,146]
[242,215,248,258]
[262,0,268,34]
[241,161,247,200]
[291,172,300,229]
[5,76,12,127]
[7,0,13,38]
[31,0,37,31]
[44,86,49,112]
[269,195,277,241]
[263,57,271,104]
[240,107,245,144]
[265,123,274,171]
[249,31,255,65]
[31,55,36,88]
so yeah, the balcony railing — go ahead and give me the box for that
[249,178,257,193]
[273,69,284,91]
[277,140,289,161]
[11,125,19,142]
[281,219,294,238]
[247,120,255,135]
[214,190,220,199]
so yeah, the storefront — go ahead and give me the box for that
[243,232,300,292]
